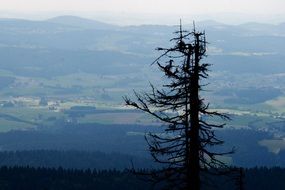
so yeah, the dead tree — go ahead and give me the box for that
[124,22,233,190]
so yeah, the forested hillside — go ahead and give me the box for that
[0,166,284,190]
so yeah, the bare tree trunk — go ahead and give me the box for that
[188,34,201,190]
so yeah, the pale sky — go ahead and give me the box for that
[0,0,284,24]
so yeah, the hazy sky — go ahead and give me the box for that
[0,0,284,24]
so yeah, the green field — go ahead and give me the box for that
[259,139,285,154]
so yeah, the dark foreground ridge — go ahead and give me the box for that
[0,166,150,190]
[0,166,284,189]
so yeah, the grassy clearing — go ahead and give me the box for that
[0,107,58,121]
[265,96,285,112]
[259,139,285,154]
[78,112,154,125]
[0,118,35,132]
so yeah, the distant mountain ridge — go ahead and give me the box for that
[47,15,118,30]
[0,15,283,77]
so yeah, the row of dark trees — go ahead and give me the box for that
[0,166,284,190]
[0,166,150,190]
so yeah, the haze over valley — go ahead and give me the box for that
[0,16,282,171]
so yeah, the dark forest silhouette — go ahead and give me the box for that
[0,166,283,190]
